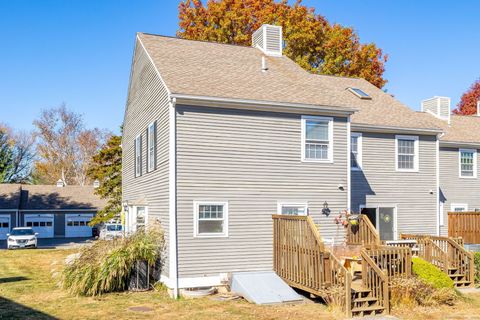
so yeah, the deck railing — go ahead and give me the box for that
[448,212,480,244]
[364,245,412,278]
[361,249,389,314]
[346,214,381,246]
[272,214,352,317]
[400,234,474,286]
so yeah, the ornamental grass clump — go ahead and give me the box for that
[60,225,164,296]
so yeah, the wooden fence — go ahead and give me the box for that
[448,212,480,244]
[361,249,389,314]
[346,214,381,246]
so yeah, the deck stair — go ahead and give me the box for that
[272,214,412,317]
[400,234,474,288]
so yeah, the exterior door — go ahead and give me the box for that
[25,214,54,238]
[378,207,395,240]
[0,216,10,240]
[65,214,93,237]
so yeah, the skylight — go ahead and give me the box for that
[348,87,371,99]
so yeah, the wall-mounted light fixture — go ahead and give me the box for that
[322,201,331,216]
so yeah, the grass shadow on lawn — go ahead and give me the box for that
[0,296,58,320]
[0,276,29,284]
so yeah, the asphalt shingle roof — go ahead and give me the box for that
[138,33,443,132]
[0,184,107,210]
[424,114,480,144]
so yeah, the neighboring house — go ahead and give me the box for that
[0,183,106,239]
[421,97,480,236]
[122,24,445,295]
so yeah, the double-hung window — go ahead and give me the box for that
[194,202,228,237]
[277,202,308,215]
[147,122,156,172]
[459,149,477,178]
[134,135,142,177]
[351,133,362,170]
[301,116,333,162]
[395,135,419,172]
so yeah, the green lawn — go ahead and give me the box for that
[0,248,479,320]
[0,249,336,320]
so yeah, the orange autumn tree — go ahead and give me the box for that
[178,0,388,88]
[453,79,480,115]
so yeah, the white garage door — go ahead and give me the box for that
[65,214,93,238]
[25,214,54,238]
[0,216,11,240]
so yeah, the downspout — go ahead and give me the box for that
[436,133,443,236]
[168,97,179,298]
[347,116,351,213]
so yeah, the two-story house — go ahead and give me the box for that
[421,97,480,236]
[122,25,444,295]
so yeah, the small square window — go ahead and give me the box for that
[26,222,32,227]
[194,202,228,237]
[46,221,53,227]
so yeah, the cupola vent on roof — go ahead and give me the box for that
[252,24,282,57]
[421,96,451,122]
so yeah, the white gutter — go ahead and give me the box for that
[351,123,443,135]
[168,97,179,298]
[439,140,480,148]
[170,93,357,117]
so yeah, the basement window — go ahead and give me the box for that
[348,87,371,100]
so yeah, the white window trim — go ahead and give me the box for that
[351,132,362,171]
[459,148,477,179]
[301,115,334,163]
[450,203,468,212]
[193,201,229,238]
[147,122,155,173]
[135,135,142,177]
[277,202,309,216]
[395,135,419,172]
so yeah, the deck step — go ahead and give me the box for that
[449,273,465,278]
[352,305,385,313]
[454,280,472,286]
[351,283,371,293]
[353,297,378,303]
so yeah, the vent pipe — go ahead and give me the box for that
[56,179,64,188]
[261,56,268,72]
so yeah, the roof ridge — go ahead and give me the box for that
[139,32,256,50]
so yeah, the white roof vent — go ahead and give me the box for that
[56,179,65,188]
[421,96,451,123]
[93,179,100,188]
[252,24,282,57]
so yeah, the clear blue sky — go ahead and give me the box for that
[1,0,478,133]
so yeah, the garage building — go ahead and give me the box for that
[0,183,106,239]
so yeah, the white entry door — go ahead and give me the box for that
[25,214,54,238]
[0,216,11,240]
[65,214,93,238]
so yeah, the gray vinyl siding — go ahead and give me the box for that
[122,40,170,276]
[351,132,438,236]
[175,105,349,278]
[439,147,480,237]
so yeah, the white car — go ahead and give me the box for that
[99,223,123,240]
[7,227,38,249]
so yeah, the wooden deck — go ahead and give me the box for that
[400,234,474,287]
[272,214,411,317]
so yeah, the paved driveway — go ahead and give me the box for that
[0,237,95,250]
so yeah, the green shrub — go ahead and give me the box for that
[60,225,165,296]
[474,252,480,284]
[412,257,454,289]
